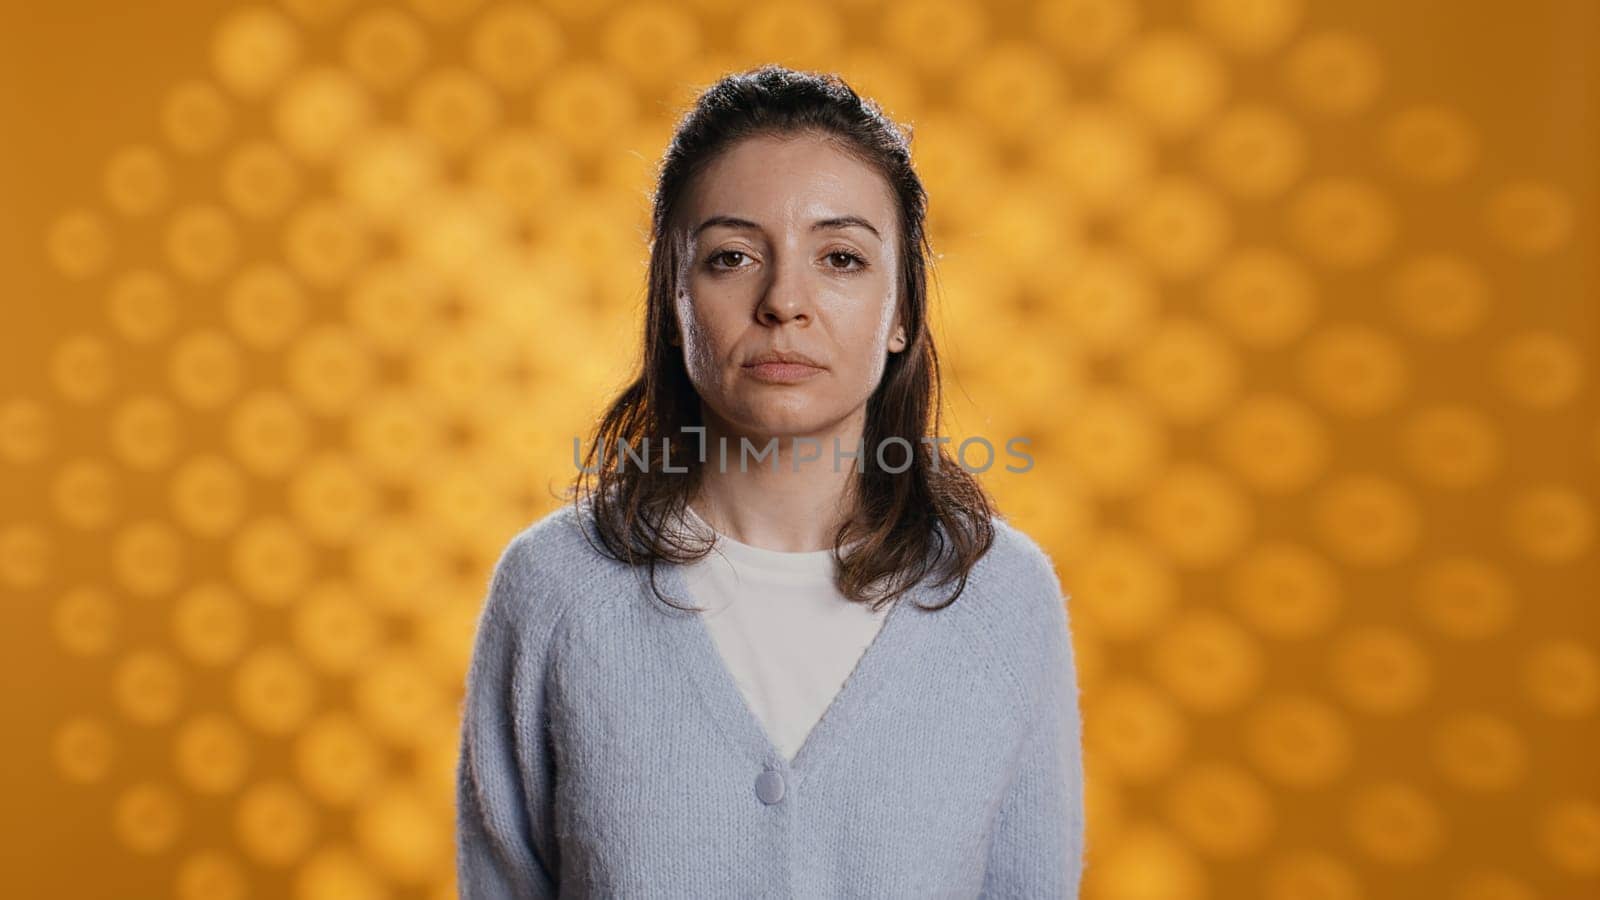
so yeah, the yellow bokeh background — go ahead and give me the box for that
[1,0,1595,897]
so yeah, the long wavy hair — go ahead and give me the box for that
[566,64,995,614]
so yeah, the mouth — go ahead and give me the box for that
[742,356,825,384]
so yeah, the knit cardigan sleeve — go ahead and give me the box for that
[456,529,569,899]
[980,541,1087,898]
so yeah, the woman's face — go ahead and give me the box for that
[674,132,906,445]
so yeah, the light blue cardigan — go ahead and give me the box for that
[456,502,1086,897]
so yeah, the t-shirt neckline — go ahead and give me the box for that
[683,504,847,578]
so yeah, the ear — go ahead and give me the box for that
[888,322,907,353]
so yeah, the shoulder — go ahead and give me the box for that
[491,503,584,582]
[481,502,609,634]
[957,513,1073,700]
[979,513,1066,602]
[496,501,592,561]
[961,513,1069,635]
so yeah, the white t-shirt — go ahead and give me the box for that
[678,505,889,764]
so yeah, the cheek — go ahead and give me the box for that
[827,310,896,388]
[680,328,718,383]
[842,297,898,351]
[677,304,737,386]
[853,271,899,338]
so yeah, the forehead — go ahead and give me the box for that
[684,133,897,233]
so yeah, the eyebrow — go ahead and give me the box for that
[692,214,883,242]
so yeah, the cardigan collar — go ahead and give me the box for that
[650,556,934,789]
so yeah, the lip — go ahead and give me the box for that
[743,361,824,384]
[745,349,824,367]
[743,349,824,384]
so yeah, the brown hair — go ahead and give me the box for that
[566,63,995,613]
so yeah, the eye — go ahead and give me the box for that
[826,250,867,271]
[708,249,751,271]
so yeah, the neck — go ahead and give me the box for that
[690,407,865,553]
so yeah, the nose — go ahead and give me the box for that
[754,254,811,327]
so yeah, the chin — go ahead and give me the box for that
[730,408,829,441]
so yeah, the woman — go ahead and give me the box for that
[457,65,1085,898]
